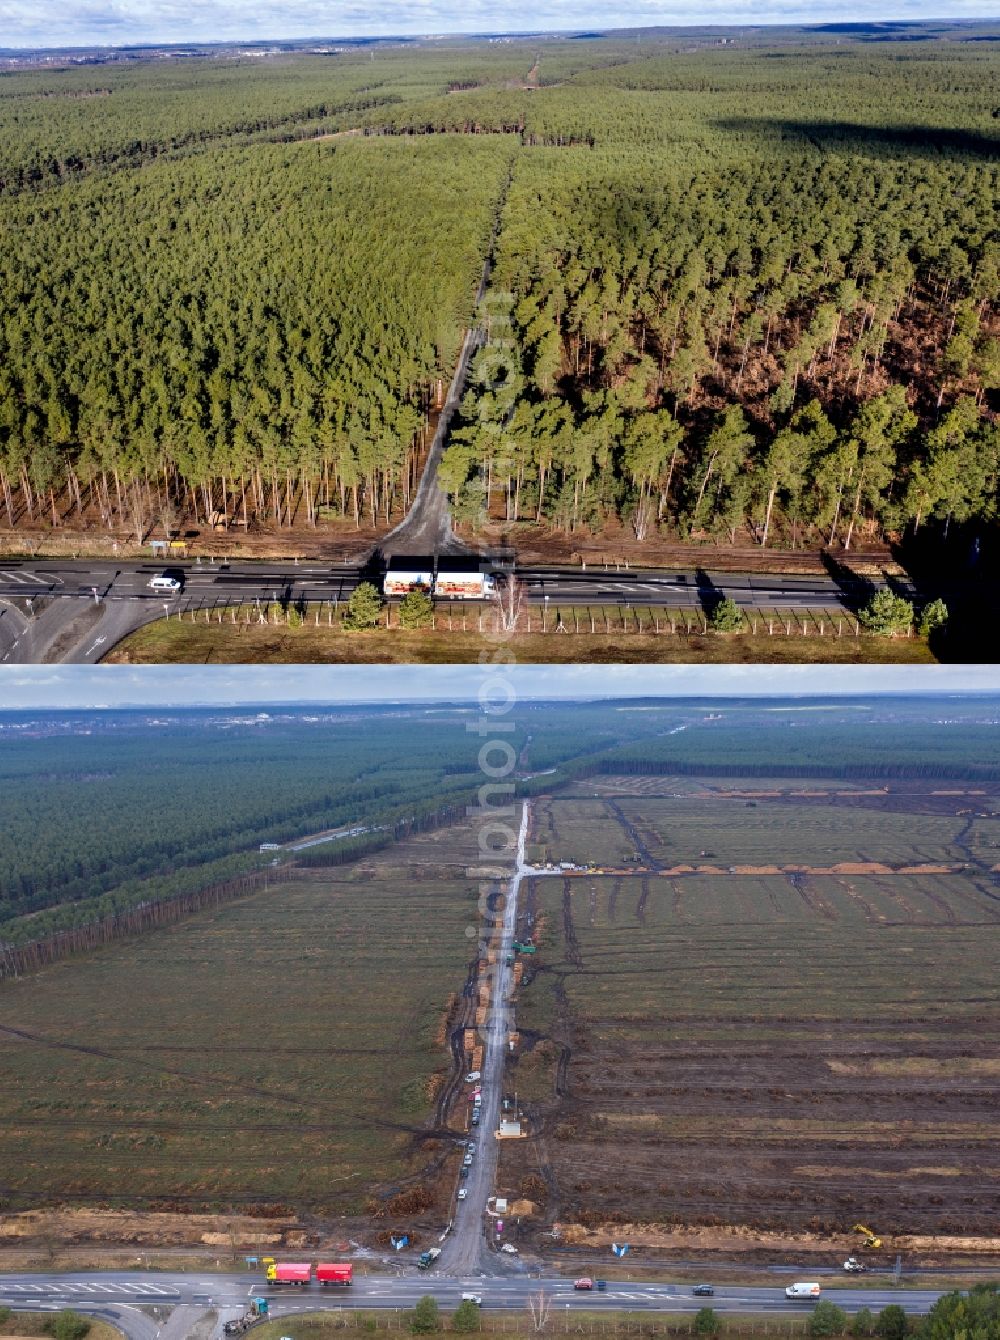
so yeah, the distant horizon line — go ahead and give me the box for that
[1,690,998,711]
[5,16,1000,55]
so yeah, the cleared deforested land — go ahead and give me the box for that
[0,842,477,1214]
[507,780,1000,1252]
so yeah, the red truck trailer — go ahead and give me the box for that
[317,1264,353,1286]
[266,1263,312,1286]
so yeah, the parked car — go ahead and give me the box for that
[471,1111,480,1126]
[467,1141,476,1151]
[463,1153,473,1166]
[692,1285,715,1297]
[499,1244,518,1255]
[574,1279,594,1291]
[459,1165,469,1178]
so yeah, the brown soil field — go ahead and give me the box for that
[0,820,490,1252]
[499,785,1000,1263]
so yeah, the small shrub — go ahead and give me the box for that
[398,589,434,630]
[451,1300,481,1333]
[709,597,745,632]
[851,1306,876,1336]
[693,1306,722,1335]
[342,582,384,630]
[875,1304,909,1340]
[858,589,914,636]
[45,1310,92,1340]
[411,1295,441,1334]
[809,1300,849,1337]
[918,598,948,637]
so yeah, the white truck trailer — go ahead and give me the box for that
[382,559,434,597]
[382,555,499,600]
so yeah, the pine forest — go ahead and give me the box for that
[0,27,998,555]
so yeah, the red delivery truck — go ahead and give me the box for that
[317,1264,353,1287]
[266,1263,312,1286]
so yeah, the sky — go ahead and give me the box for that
[4,0,999,48]
[0,664,998,708]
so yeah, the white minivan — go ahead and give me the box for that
[148,573,183,593]
[785,1283,821,1300]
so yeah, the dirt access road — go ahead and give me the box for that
[380,241,498,559]
[440,802,530,1276]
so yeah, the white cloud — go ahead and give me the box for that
[4,0,1000,46]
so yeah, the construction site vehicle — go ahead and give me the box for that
[785,1283,821,1300]
[852,1224,883,1249]
[317,1264,353,1286]
[418,1248,442,1271]
[266,1263,312,1286]
[224,1318,253,1334]
[843,1257,867,1273]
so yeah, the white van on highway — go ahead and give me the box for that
[785,1283,821,1300]
[148,573,183,593]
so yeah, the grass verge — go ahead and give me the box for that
[105,615,934,665]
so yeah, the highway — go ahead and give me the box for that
[0,558,916,663]
[0,1268,954,1329]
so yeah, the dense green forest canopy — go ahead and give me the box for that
[0,699,646,946]
[0,135,513,529]
[0,31,997,549]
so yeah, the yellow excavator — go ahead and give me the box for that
[852,1223,883,1249]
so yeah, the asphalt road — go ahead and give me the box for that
[0,559,915,663]
[380,321,481,559]
[0,1268,953,1322]
[442,801,530,1275]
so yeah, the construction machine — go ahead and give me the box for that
[852,1224,882,1249]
